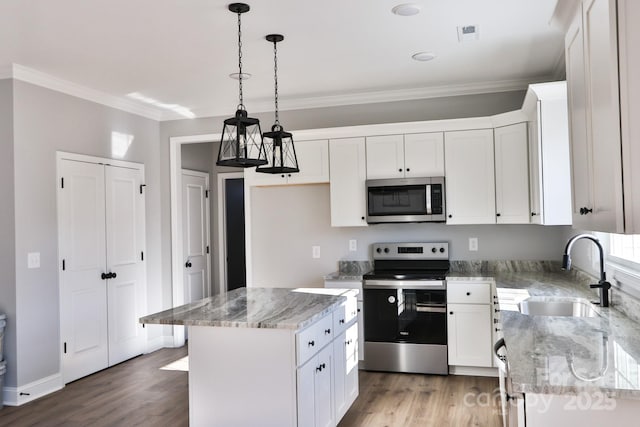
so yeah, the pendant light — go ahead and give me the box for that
[216,3,267,168]
[256,34,300,174]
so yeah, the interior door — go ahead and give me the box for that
[59,159,108,383]
[105,165,146,365]
[182,170,210,303]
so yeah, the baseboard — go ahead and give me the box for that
[145,335,181,353]
[449,366,498,377]
[3,373,64,406]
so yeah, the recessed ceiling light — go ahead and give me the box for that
[392,3,421,16]
[229,72,252,80]
[412,52,436,62]
[457,25,480,42]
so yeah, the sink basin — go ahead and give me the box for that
[518,297,601,318]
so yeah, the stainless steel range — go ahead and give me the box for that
[362,242,449,375]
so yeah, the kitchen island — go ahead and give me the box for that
[140,287,359,427]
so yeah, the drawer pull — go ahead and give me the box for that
[324,329,331,335]
[308,340,315,347]
[339,319,345,324]
[495,328,501,332]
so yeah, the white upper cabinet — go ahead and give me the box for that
[329,137,368,227]
[494,123,530,224]
[245,139,329,186]
[445,129,496,224]
[404,133,445,177]
[366,133,444,179]
[365,135,405,179]
[565,0,624,232]
[522,82,572,226]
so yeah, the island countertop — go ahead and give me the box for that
[491,271,640,399]
[139,287,347,331]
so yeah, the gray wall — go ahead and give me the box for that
[0,79,17,386]
[250,185,570,287]
[10,80,162,388]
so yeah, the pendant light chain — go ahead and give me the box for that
[273,39,280,128]
[237,11,244,110]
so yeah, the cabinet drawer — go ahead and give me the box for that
[447,281,491,304]
[297,313,333,366]
[333,295,358,334]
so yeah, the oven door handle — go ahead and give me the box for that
[416,305,446,313]
[364,280,446,289]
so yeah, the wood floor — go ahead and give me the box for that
[0,346,501,427]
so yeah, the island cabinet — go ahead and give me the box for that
[142,288,359,427]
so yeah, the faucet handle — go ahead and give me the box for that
[590,280,612,290]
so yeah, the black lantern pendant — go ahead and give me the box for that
[256,34,300,174]
[216,3,267,168]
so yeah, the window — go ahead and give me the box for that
[609,234,640,265]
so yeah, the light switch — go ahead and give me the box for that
[312,246,321,259]
[28,252,41,269]
[349,240,357,252]
[469,238,478,252]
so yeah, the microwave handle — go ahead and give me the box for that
[426,184,432,214]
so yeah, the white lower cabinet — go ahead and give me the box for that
[333,323,359,422]
[297,344,334,427]
[447,281,493,368]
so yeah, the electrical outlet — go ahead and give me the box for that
[469,237,478,252]
[312,246,321,259]
[28,252,40,269]
[349,240,357,252]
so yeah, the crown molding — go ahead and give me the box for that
[0,65,13,79]
[8,64,164,121]
[183,76,552,121]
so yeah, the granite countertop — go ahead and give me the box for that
[139,287,346,331]
[491,271,640,399]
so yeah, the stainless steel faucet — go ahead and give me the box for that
[562,234,611,307]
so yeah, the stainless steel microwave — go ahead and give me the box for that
[366,177,446,223]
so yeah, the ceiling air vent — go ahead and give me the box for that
[457,25,480,42]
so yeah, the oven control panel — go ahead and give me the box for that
[372,242,449,260]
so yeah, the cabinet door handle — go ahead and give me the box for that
[531,212,537,216]
[448,214,452,219]
[101,273,108,280]
[185,261,192,268]
[406,168,410,172]
[496,213,501,217]
[339,319,345,324]
[398,168,403,172]
[110,272,117,279]
[495,328,501,332]
[324,329,331,335]
[308,340,315,347]
[466,292,471,296]
[449,311,454,315]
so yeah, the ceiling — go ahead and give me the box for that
[0,0,564,120]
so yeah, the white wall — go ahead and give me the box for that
[0,79,17,387]
[9,80,163,389]
[250,185,570,287]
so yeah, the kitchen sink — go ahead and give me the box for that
[518,297,601,318]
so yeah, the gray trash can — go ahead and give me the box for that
[0,360,5,409]
[0,314,5,362]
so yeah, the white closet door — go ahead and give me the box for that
[105,165,146,365]
[59,159,108,384]
[182,170,210,304]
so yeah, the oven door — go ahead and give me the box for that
[363,286,447,345]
